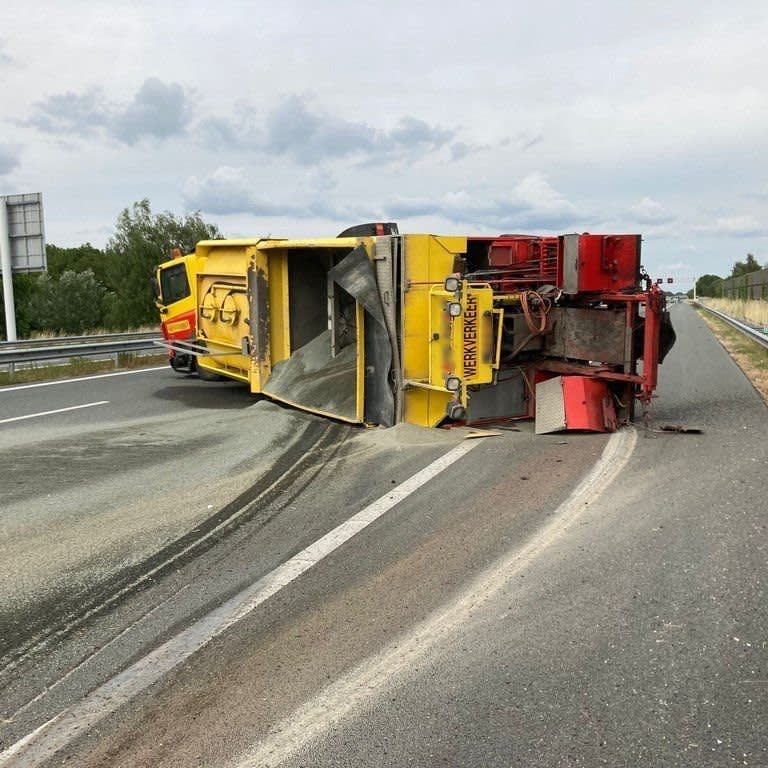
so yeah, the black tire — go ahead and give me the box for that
[337,222,399,238]
[170,354,193,372]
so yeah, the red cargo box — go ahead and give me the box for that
[561,234,640,294]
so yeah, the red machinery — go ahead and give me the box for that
[462,233,674,432]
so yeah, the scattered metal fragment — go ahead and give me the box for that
[463,429,502,439]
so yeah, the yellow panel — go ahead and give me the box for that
[458,285,496,386]
[403,388,455,428]
[355,302,365,422]
[257,236,368,251]
[197,280,248,337]
[196,238,269,250]
[428,288,456,389]
[401,234,467,427]
[165,318,191,334]
[195,244,257,383]
[195,242,260,273]
[267,252,290,364]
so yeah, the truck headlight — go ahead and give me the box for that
[444,276,461,293]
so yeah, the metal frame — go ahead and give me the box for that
[0,333,161,366]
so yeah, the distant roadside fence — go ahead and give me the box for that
[721,268,768,300]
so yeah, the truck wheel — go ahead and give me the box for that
[170,354,192,372]
[337,222,399,237]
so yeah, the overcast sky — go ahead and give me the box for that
[1,1,766,288]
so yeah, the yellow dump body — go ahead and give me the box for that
[193,237,373,423]
[186,234,499,427]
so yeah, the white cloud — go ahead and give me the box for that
[183,167,305,217]
[629,197,675,226]
[0,143,20,175]
[305,167,339,193]
[111,79,189,144]
[698,216,768,238]
[194,95,457,166]
[182,166,363,220]
[386,173,579,231]
[0,0,765,282]
[25,78,191,145]
[0,39,14,67]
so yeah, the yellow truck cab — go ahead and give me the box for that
[153,249,205,372]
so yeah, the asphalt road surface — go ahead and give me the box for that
[0,303,765,767]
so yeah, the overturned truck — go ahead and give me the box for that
[155,226,675,432]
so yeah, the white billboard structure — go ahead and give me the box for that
[0,193,46,341]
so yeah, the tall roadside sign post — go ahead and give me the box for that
[0,193,46,341]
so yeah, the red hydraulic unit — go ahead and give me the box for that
[463,232,675,432]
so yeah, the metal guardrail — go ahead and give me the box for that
[696,301,768,350]
[1,330,158,351]
[0,332,164,366]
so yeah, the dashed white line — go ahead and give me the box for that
[0,438,480,767]
[0,401,109,425]
[238,427,638,767]
[0,366,167,393]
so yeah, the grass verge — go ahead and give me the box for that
[704,298,768,328]
[697,307,768,404]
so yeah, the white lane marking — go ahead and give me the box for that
[0,438,480,767]
[0,366,167,393]
[238,427,638,768]
[0,401,109,425]
[0,715,65,763]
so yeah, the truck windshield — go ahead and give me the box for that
[159,262,190,305]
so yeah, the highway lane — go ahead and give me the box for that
[239,302,763,768]
[0,361,611,764]
[263,303,766,768]
[0,366,252,443]
[2,303,766,767]
[0,368,326,662]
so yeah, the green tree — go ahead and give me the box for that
[104,199,221,328]
[46,243,110,287]
[29,270,111,334]
[0,273,40,339]
[731,253,762,277]
[694,274,723,297]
